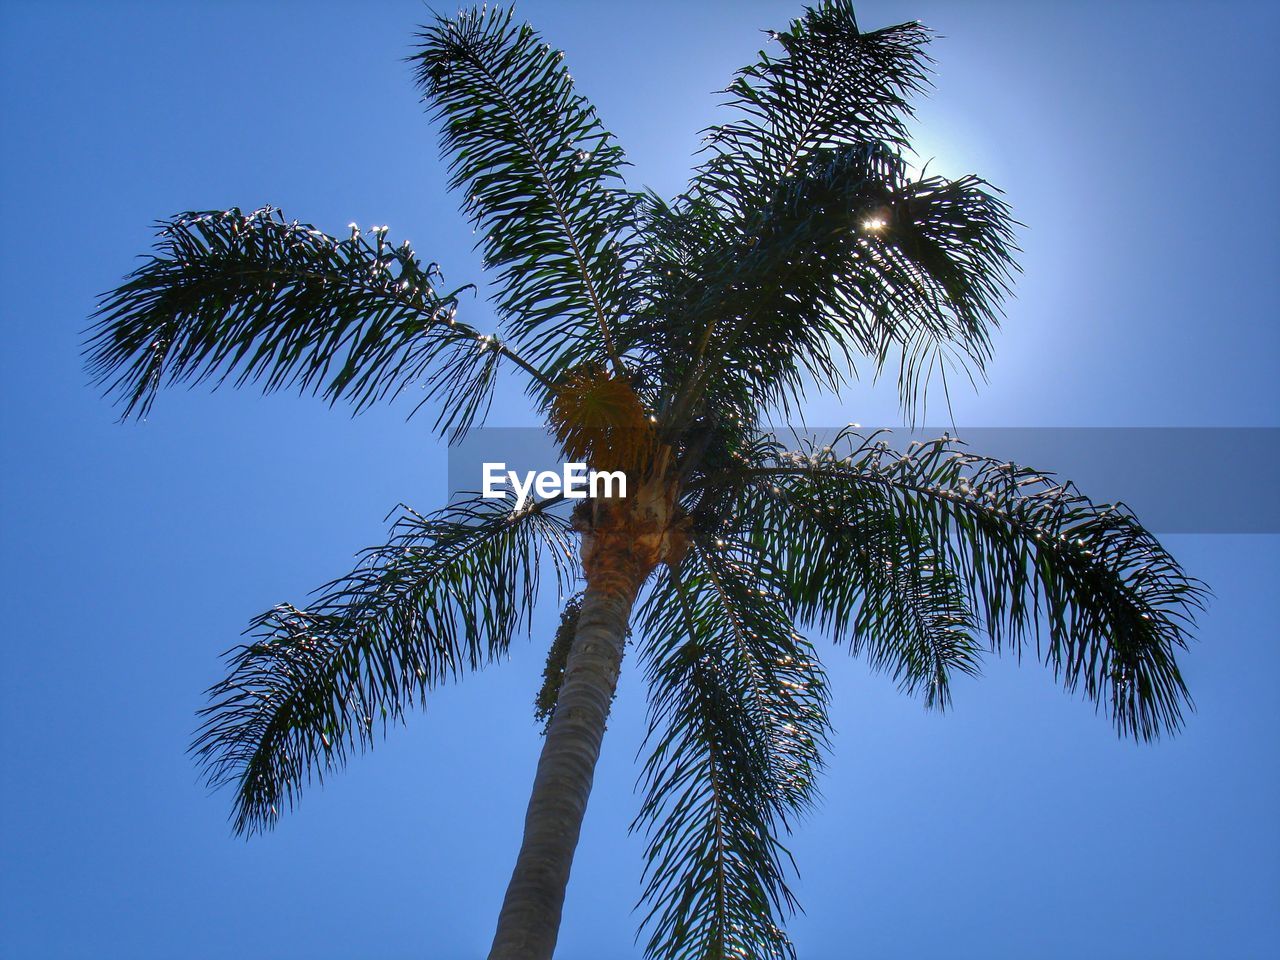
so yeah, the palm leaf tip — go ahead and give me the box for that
[633,543,829,960]
[647,0,1018,429]
[411,7,640,380]
[719,430,1206,740]
[83,207,496,435]
[191,498,576,836]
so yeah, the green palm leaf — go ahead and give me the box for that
[84,207,539,437]
[634,542,829,960]
[192,498,575,835]
[695,0,929,208]
[643,144,1016,427]
[705,429,1206,738]
[742,472,984,708]
[413,7,639,381]
[641,2,1016,426]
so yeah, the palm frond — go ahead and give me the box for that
[681,0,931,351]
[85,207,534,438]
[885,172,1020,420]
[867,554,983,709]
[733,469,983,708]
[192,498,575,835]
[696,0,930,213]
[639,3,1015,424]
[696,429,1205,739]
[413,7,638,381]
[644,145,1016,428]
[634,542,828,960]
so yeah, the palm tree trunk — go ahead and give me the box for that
[487,563,644,960]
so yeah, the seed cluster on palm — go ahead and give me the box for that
[86,3,1204,959]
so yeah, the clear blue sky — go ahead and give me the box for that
[2,1,1278,957]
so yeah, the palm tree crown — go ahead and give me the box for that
[86,4,1204,959]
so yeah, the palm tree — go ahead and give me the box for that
[85,4,1205,958]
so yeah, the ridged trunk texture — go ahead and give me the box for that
[486,560,644,960]
[488,477,681,959]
